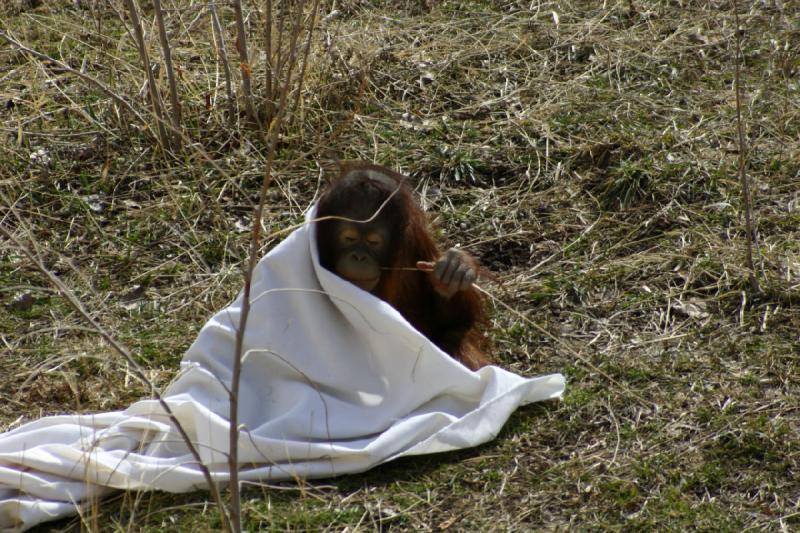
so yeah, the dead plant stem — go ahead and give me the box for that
[153,0,183,135]
[210,4,236,125]
[732,2,759,293]
[0,219,232,533]
[229,5,317,524]
[474,285,649,406]
[412,263,650,406]
[122,0,170,152]
[290,1,321,125]
[0,30,148,128]
[265,0,274,125]
[232,0,258,128]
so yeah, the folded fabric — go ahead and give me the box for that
[0,209,565,531]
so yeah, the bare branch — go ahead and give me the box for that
[210,3,236,125]
[732,2,759,293]
[153,0,183,135]
[0,30,148,128]
[231,0,259,128]
[121,0,171,152]
[0,210,232,533]
[265,0,274,125]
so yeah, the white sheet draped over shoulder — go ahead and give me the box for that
[0,209,565,531]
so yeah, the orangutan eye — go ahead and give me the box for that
[339,227,359,245]
[366,233,383,248]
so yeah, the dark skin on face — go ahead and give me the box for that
[316,162,491,370]
[330,221,390,292]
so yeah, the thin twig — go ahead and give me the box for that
[228,4,318,525]
[289,1,321,124]
[0,30,148,128]
[264,0,274,126]
[732,2,759,293]
[122,0,170,151]
[475,285,648,406]
[232,0,258,128]
[210,3,236,125]
[0,217,232,533]
[0,29,249,212]
[153,0,183,136]
[228,175,270,533]
[411,263,650,406]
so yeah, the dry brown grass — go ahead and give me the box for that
[1,0,799,530]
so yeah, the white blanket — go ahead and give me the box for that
[0,212,565,531]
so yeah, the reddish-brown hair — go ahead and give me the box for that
[316,162,490,370]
